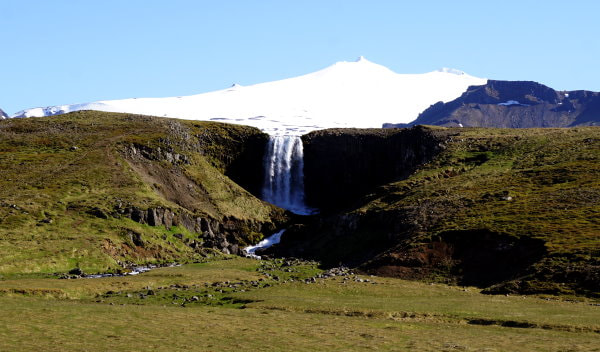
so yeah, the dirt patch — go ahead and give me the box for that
[124,155,218,215]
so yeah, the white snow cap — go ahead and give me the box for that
[436,67,467,75]
[11,57,486,135]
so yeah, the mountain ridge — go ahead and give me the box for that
[384,80,600,128]
[10,59,485,135]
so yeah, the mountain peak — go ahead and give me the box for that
[319,57,395,77]
[11,59,486,135]
[403,79,600,128]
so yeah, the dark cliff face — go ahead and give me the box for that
[302,126,447,212]
[387,80,600,128]
[192,124,269,197]
[269,127,600,297]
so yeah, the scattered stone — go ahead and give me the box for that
[68,267,84,276]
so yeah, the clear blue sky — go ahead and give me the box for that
[2,0,599,115]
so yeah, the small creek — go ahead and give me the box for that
[81,263,181,279]
[243,229,285,259]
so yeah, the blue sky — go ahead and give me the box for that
[1,0,599,114]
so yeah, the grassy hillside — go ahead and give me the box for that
[365,127,600,296]
[276,126,600,297]
[0,111,285,275]
[1,114,599,350]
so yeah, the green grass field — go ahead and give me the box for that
[1,113,599,350]
[1,258,598,351]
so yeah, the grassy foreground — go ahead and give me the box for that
[1,258,598,351]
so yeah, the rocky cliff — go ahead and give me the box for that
[302,126,448,212]
[384,80,600,128]
[271,126,600,297]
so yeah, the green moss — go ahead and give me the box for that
[0,111,282,274]
[355,126,600,295]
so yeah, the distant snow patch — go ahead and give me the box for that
[498,100,530,106]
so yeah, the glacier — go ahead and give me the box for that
[11,57,486,136]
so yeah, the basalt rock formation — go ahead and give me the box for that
[302,126,448,212]
[271,126,600,297]
[111,205,278,256]
[384,80,600,128]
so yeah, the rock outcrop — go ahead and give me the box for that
[302,126,448,212]
[384,80,600,128]
[111,205,278,256]
[193,124,269,197]
[269,126,600,297]
[115,118,287,254]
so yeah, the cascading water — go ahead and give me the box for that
[243,135,313,258]
[261,135,313,215]
[244,229,286,259]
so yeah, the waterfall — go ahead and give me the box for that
[244,136,312,258]
[244,229,285,259]
[262,135,313,215]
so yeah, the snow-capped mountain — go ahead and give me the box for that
[0,108,7,119]
[11,57,486,135]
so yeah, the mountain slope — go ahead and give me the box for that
[271,126,600,297]
[11,58,485,135]
[0,111,286,274]
[386,80,600,128]
[0,108,7,119]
